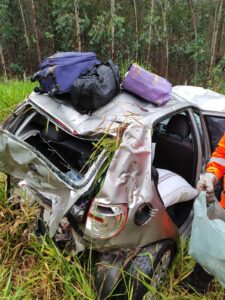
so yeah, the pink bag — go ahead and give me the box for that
[122,63,172,106]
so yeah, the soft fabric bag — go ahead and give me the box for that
[71,59,120,114]
[31,52,100,95]
[122,63,172,106]
[189,191,225,287]
[157,168,198,207]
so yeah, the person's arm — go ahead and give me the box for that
[206,133,225,180]
[197,133,225,194]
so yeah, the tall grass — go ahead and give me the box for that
[0,185,96,299]
[0,79,35,122]
[0,79,97,299]
[0,80,225,299]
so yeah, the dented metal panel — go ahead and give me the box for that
[82,122,179,249]
[99,123,152,205]
[0,89,193,250]
[0,130,106,237]
[0,122,179,250]
[84,180,179,250]
[28,91,193,136]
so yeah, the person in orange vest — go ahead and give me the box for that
[198,132,225,207]
[181,134,225,294]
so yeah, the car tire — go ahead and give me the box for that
[117,239,176,300]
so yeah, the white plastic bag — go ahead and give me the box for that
[189,191,225,287]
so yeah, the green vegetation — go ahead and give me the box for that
[0,80,225,299]
[0,79,35,122]
[0,176,224,299]
[0,181,96,299]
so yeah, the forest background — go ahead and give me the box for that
[0,0,225,299]
[0,0,225,91]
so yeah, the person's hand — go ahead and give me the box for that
[197,173,218,202]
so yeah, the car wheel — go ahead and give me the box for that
[120,239,176,300]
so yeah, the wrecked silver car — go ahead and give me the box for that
[1,86,225,299]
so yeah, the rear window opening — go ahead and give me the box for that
[8,106,98,178]
[25,132,93,174]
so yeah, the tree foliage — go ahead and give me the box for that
[0,0,224,87]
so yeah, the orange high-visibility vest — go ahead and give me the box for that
[207,133,225,208]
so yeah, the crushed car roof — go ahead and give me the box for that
[28,90,195,136]
[28,86,225,136]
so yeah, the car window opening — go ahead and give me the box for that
[205,116,225,152]
[152,112,197,227]
[8,107,97,178]
[153,113,195,183]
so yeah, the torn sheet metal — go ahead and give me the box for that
[99,122,152,206]
[0,130,106,237]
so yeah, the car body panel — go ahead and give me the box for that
[0,125,179,250]
[172,85,225,113]
[28,91,195,136]
[0,129,106,237]
[1,87,224,252]
[84,180,179,250]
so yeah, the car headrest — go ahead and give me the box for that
[166,115,190,138]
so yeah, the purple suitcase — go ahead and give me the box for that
[31,52,100,95]
[122,63,172,106]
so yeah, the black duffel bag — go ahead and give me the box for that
[71,59,120,114]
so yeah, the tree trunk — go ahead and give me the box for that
[74,0,81,51]
[147,0,155,63]
[30,0,41,62]
[111,0,115,58]
[0,44,7,77]
[215,17,225,64]
[133,0,138,61]
[188,0,198,83]
[18,0,32,74]
[159,0,169,77]
[43,0,55,52]
[208,0,224,79]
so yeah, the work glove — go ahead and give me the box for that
[197,173,218,202]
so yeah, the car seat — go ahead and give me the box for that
[153,114,195,185]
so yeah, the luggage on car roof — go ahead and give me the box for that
[122,63,172,106]
[31,52,100,95]
[71,59,120,114]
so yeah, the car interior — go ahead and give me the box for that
[10,108,95,175]
[152,112,198,227]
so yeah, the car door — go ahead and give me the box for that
[201,111,225,198]
[172,85,225,199]
[202,112,225,152]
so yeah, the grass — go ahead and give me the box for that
[0,79,225,299]
[0,189,96,299]
[0,79,36,122]
[1,181,224,300]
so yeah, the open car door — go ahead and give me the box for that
[172,85,225,200]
